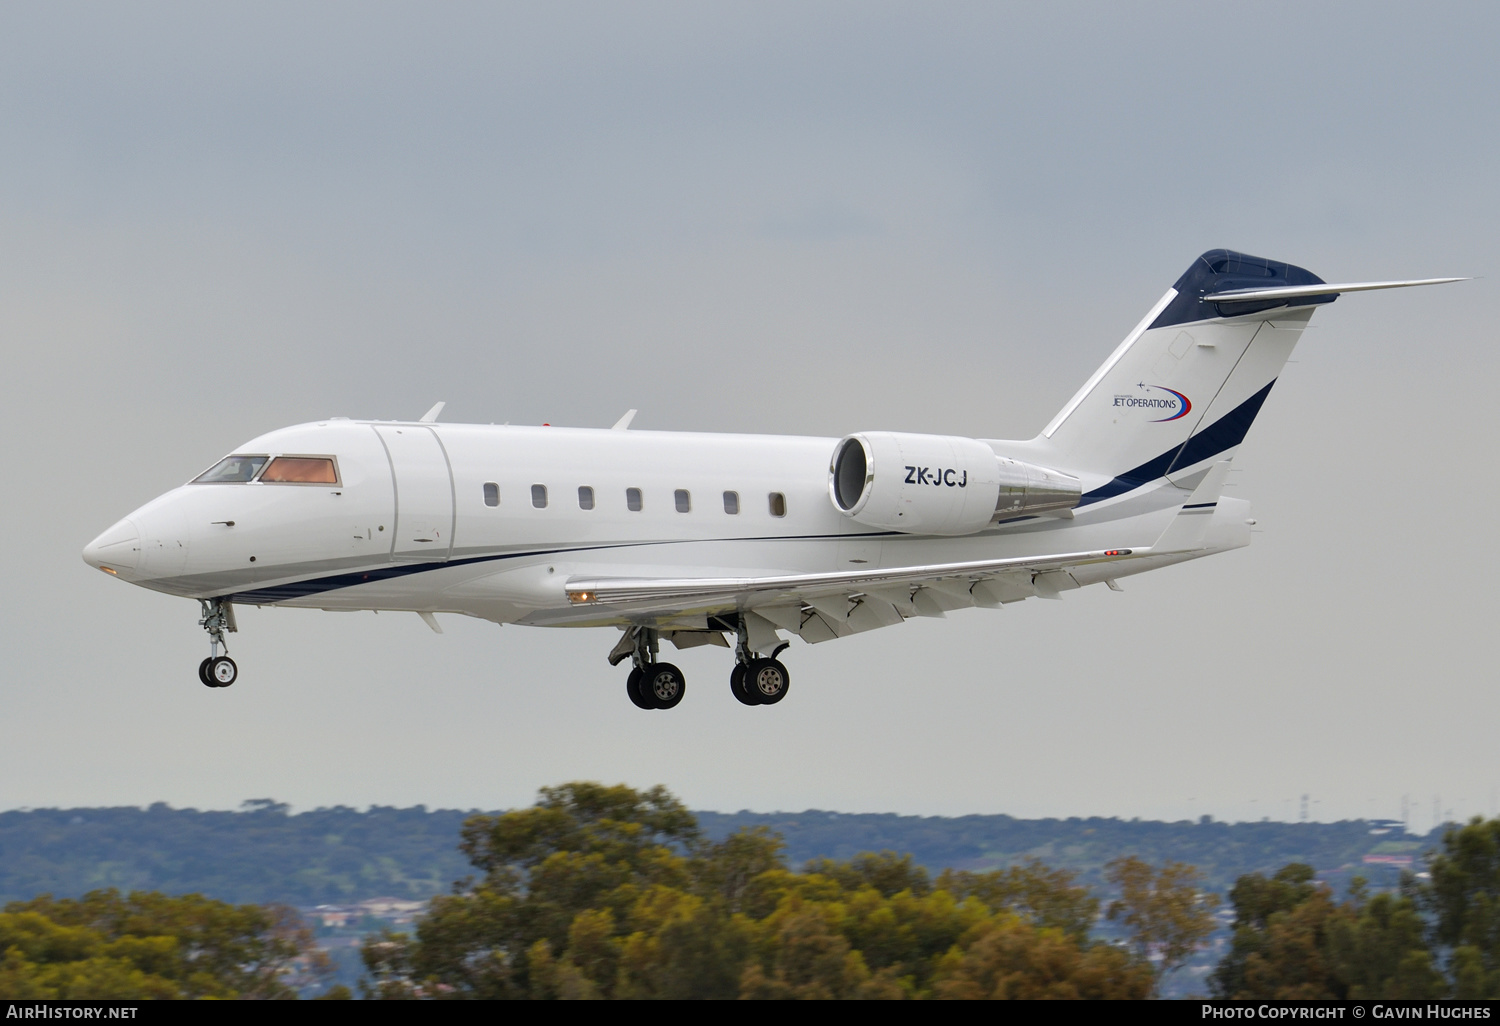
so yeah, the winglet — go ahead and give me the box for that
[1151,461,1231,553]
[419,402,446,424]
[611,409,638,431]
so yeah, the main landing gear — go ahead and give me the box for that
[612,618,791,710]
[197,599,239,689]
[731,617,790,707]
[621,627,685,710]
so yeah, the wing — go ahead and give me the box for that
[566,544,1144,645]
[568,462,1232,647]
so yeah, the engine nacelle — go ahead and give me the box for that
[829,431,1081,535]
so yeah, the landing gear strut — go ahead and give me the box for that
[197,599,238,688]
[730,617,790,706]
[608,618,791,709]
[622,627,685,710]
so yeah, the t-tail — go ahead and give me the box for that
[1029,249,1461,505]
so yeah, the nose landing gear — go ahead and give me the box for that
[197,599,239,688]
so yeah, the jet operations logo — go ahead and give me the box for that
[1112,384,1192,422]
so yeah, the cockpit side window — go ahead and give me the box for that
[260,456,340,484]
[193,455,268,483]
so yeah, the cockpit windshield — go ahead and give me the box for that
[191,454,339,484]
[193,455,268,483]
[260,457,339,484]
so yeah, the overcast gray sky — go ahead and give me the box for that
[3,2,1496,829]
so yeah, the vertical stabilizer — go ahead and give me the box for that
[1037,250,1327,502]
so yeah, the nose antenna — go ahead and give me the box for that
[418,402,446,423]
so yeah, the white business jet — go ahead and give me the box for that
[83,250,1459,709]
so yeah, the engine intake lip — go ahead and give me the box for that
[830,435,873,514]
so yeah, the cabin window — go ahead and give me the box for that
[723,491,739,514]
[193,455,268,484]
[531,484,548,508]
[768,492,787,517]
[626,487,643,512]
[260,456,339,484]
[483,482,500,507]
[578,486,595,510]
[674,489,691,513]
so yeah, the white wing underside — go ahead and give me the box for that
[570,544,1148,646]
[569,463,1231,648]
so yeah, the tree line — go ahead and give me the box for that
[0,798,1417,907]
[359,783,1499,1000]
[3,783,1496,999]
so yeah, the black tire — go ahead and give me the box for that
[745,658,789,705]
[198,658,215,687]
[643,663,685,709]
[730,663,759,706]
[626,668,653,709]
[207,656,237,687]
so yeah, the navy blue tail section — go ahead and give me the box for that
[1150,250,1333,328]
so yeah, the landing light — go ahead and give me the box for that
[570,591,596,603]
[100,566,118,575]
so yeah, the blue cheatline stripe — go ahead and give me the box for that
[1077,380,1276,507]
[220,530,900,605]
[224,549,574,604]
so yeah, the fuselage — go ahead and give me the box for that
[82,418,1249,630]
[78,249,1456,705]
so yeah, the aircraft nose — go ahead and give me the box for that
[83,518,141,575]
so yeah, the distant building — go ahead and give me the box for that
[355,897,427,924]
[310,905,357,928]
[307,898,428,928]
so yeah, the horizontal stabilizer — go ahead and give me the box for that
[1203,278,1465,303]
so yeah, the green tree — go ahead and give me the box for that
[931,914,1153,999]
[365,781,1198,1001]
[1327,886,1445,999]
[737,864,991,996]
[363,782,742,999]
[1105,856,1217,998]
[2,889,324,999]
[690,825,786,915]
[1212,866,1444,1000]
[803,851,930,899]
[938,859,1100,940]
[1211,863,1342,999]
[739,896,901,999]
[1425,817,1500,998]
